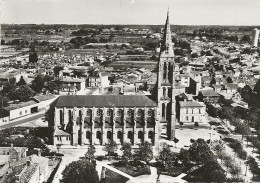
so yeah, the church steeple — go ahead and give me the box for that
[161,9,174,56]
[156,8,176,141]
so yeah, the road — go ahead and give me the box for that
[0,112,45,129]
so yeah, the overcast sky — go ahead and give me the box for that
[1,0,260,25]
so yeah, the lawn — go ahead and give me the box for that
[111,162,151,177]
[105,169,129,183]
[158,166,184,177]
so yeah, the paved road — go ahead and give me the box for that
[0,112,45,129]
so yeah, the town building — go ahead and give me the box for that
[178,100,206,123]
[1,95,56,123]
[48,10,187,147]
[50,95,158,146]
[198,89,219,104]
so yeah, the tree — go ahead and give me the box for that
[9,77,16,84]
[103,140,118,160]
[121,142,132,165]
[235,123,251,140]
[9,85,35,102]
[178,148,190,166]
[85,145,96,163]
[2,83,16,95]
[62,160,99,183]
[29,51,38,64]
[17,76,26,86]
[136,141,153,162]
[218,106,234,124]
[31,74,44,93]
[201,160,227,182]
[158,144,172,167]
[241,35,251,43]
[189,139,215,164]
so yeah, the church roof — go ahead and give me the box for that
[54,95,157,108]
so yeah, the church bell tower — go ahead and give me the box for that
[157,9,176,140]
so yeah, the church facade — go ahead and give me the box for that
[49,10,179,146]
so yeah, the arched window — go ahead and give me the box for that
[148,109,154,117]
[148,131,153,139]
[117,109,123,116]
[107,131,112,139]
[138,131,143,139]
[163,87,166,97]
[96,131,101,139]
[128,131,133,139]
[68,110,72,122]
[86,109,92,116]
[186,109,189,114]
[79,110,82,122]
[96,109,102,116]
[106,109,113,116]
[127,109,133,117]
[117,131,122,139]
[162,103,165,118]
[163,62,167,79]
[60,110,63,125]
[86,131,91,139]
[137,109,143,117]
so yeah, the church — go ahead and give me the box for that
[49,10,181,146]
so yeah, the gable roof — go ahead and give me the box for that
[200,90,219,97]
[54,95,157,108]
[180,101,206,107]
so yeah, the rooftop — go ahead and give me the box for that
[3,100,38,111]
[54,95,157,108]
[199,90,219,97]
[180,100,206,107]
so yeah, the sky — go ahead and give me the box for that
[1,0,260,25]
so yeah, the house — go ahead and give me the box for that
[3,100,39,121]
[198,89,219,103]
[224,83,239,94]
[1,95,56,122]
[0,154,49,183]
[87,71,109,88]
[178,100,206,124]
[60,77,86,93]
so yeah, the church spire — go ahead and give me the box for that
[161,8,174,56]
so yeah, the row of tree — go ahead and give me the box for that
[0,74,52,106]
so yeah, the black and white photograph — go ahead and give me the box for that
[0,0,260,182]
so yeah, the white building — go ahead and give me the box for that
[179,100,206,123]
[252,28,259,47]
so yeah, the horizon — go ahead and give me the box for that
[1,0,260,26]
